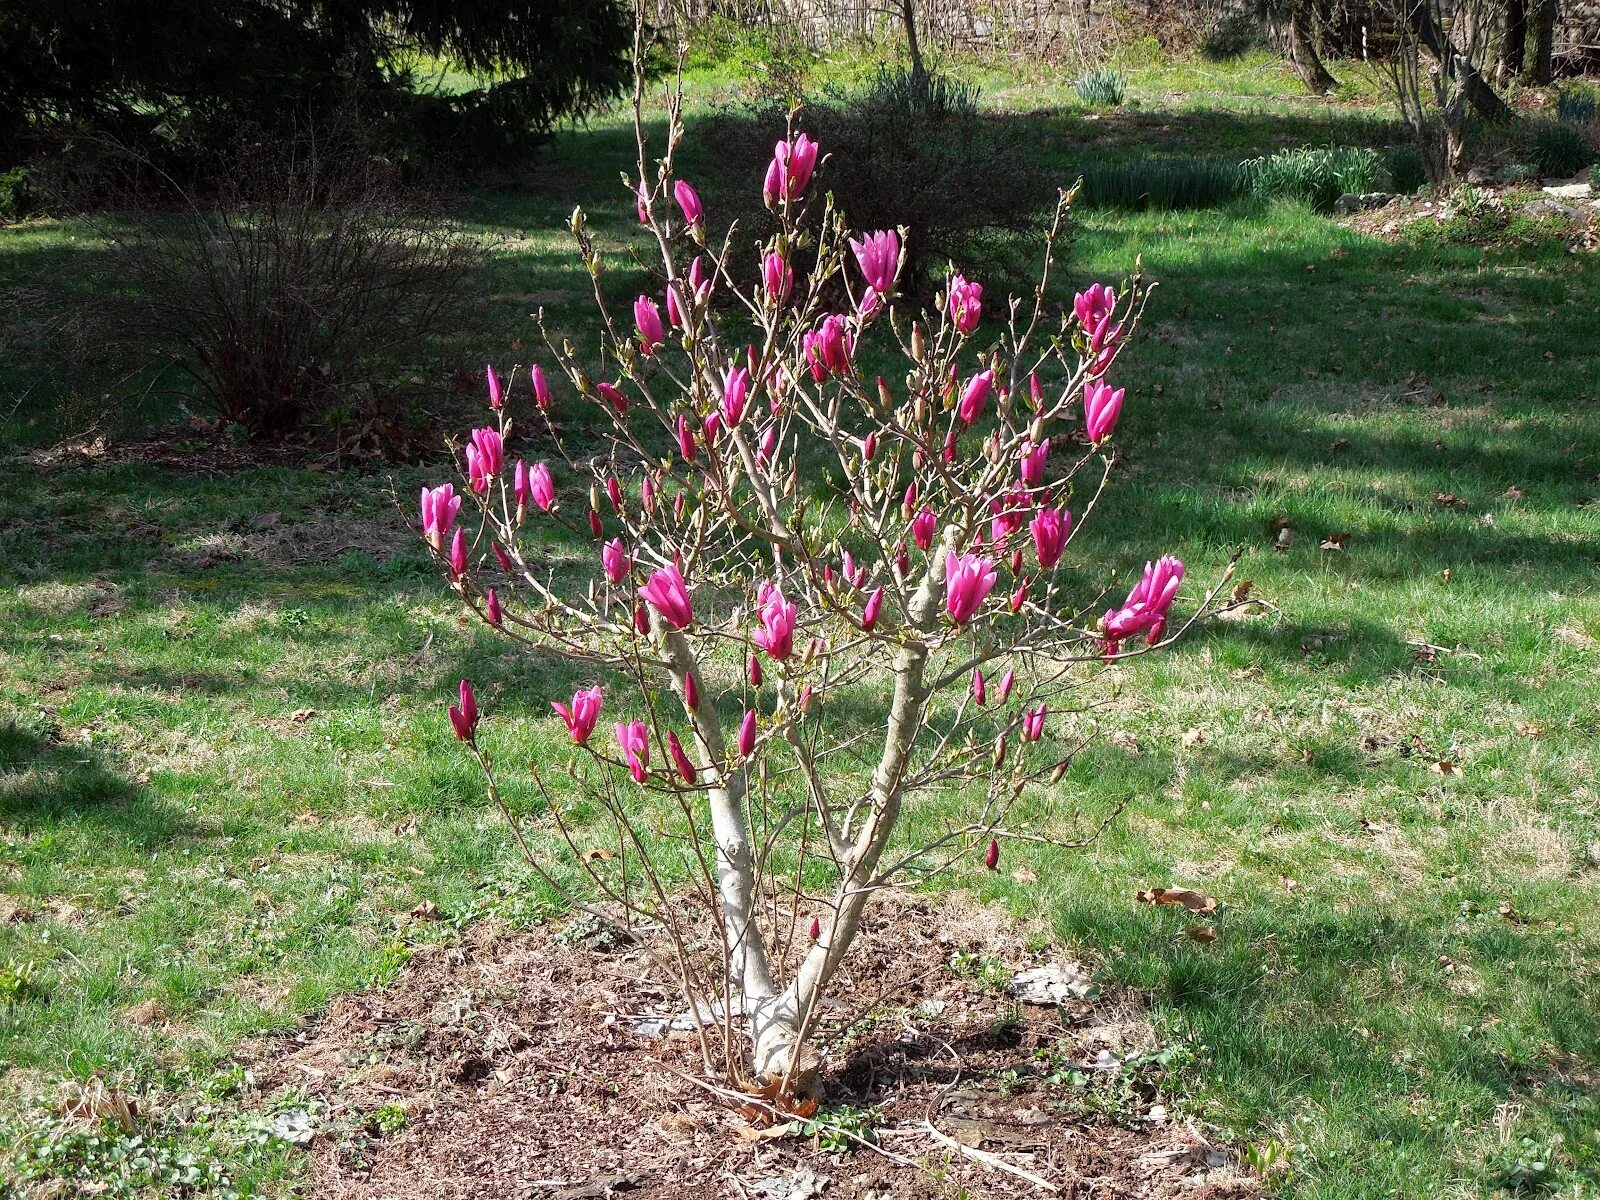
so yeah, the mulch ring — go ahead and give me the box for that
[242,893,1260,1199]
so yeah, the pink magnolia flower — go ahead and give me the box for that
[861,586,884,631]
[738,709,757,757]
[492,543,512,572]
[947,274,982,334]
[763,133,819,206]
[633,603,649,635]
[674,180,703,227]
[602,538,630,585]
[841,552,865,589]
[448,678,478,741]
[1084,380,1125,443]
[668,731,697,783]
[683,672,699,712]
[912,507,938,551]
[895,542,909,576]
[763,252,793,304]
[513,461,530,518]
[802,314,853,381]
[597,381,628,413]
[1030,506,1071,569]
[1010,579,1028,612]
[1104,556,1185,651]
[587,509,603,539]
[605,476,624,512]
[989,491,1029,541]
[998,669,1015,702]
[863,431,878,461]
[529,462,555,512]
[721,365,750,428]
[531,363,551,411]
[676,415,697,462]
[957,370,994,425]
[944,552,998,623]
[702,411,722,445]
[465,428,502,494]
[449,528,468,576]
[1075,283,1123,360]
[756,424,778,466]
[748,653,764,686]
[1020,439,1049,486]
[636,180,650,224]
[641,475,657,515]
[850,230,899,295]
[420,483,461,547]
[1022,703,1047,742]
[552,686,602,745]
[752,585,796,660]
[486,364,503,410]
[486,587,503,626]
[972,669,987,706]
[615,721,650,783]
[640,565,694,630]
[985,837,1000,870]
[634,295,665,355]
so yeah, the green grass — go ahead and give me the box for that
[3,49,1600,1199]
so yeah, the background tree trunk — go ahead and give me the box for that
[1524,0,1556,83]
[1498,0,1528,83]
[1288,4,1340,94]
[1409,0,1515,120]
[899,0,927,80]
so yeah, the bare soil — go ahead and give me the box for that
[244,894,1260,1199]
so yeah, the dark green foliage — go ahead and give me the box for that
[1073,157,1249,210]
[1556,87,1599,126]
[1525,119,1596,179]
[0,166,45,222]
[1241,145,1385,211]
[0,0,632,176]
[1383,146,1428,195]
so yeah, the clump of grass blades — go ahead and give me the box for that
[1240,145,1385,212]
[1075,67,1127,108]
[1556,86,1598,126]
[1525,119,1596,178]
[1074,158,1248,210]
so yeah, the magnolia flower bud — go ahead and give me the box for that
[911,323,925,362]
[985,837,1000,871]
[808,915,821,941]
[993,734,1008,767]
[1051,758,1071,784]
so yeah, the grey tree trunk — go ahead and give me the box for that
[1288,5,1339,95]
[1524,0,1556,83]
[1498,0,1528,83]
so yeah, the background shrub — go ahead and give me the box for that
[1242,145,1386,211]
[0,166,45,223]
[1556,87,1598,127]
[107,123,481,445]
[1525,119,1596,178]
[1075,67,1129,108]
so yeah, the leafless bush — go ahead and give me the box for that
[1373,0,1507,185]
[105,122,482,445]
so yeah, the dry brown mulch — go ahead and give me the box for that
[244,895,1260,1200]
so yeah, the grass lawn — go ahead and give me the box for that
[2,51,1599,1198]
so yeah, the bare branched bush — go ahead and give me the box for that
[107,122,481,445]
[1373,0,1509,185]
[408,27,1234,1097]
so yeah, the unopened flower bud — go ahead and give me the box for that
[985,837,1000,871]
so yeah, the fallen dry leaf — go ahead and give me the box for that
[408,900,440,920]
[1107,730,1143,752]
[1184,925,1218,945]
[124,999,166,1027]
[1429,759,1463,776]
[583,848,616,863]
[1319,532,1352,551]
[1515,722,1545,739]
[1230,579,1255,604]
[1011,867,1039,884]
[60,1081,137,1133]
[1281,876,1299,894]
[1181,728,1207,749]
[290,708,317,723]
[1136,886,1219,915]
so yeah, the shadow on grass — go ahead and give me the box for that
[0,722,197,847]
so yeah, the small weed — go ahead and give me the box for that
[946,948,1012,992]
[0,957,40,1005]
[800,1103,883,1153]
[1485,1136,1561,1192]
[365,1103,407,1137]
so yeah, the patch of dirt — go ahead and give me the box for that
[1343,188,1599,250]
[242,894,1259,1199]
